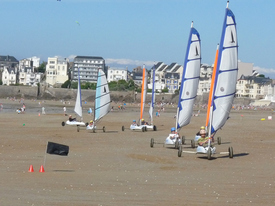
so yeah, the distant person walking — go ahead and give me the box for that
[63,106,66,116]
[42,107,46,115]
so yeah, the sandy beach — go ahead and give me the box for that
[0,98,275,206]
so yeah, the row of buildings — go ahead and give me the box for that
[1,55,275,101]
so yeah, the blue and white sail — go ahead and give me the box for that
[74,68,83,119]
[149,65,156,125]
[94,69,111,122]
[209,1,238,134]
[176,22,201,130]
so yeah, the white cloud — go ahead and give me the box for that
[253,66,275,79]
[105,58,155,67]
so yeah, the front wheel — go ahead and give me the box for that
[77,126,80,132]
[178,145,182,157]
[61,121,65,126]
[153,125,157,131]
[207,148,212,160]
[122,126,125,131]
[103,126,106,132]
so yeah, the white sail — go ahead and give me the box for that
[149,65,156,124]
[176,22,201,130]
[139,65,147,124]
[210,3,238,134]
[74,68,82,118]
[94,69,111,122]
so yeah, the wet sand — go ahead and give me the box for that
[0,99,275,206]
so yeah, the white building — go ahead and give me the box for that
[27,56,40,68]
[2,67,17,85]
[107,67,128,82]
[46,57,69,86]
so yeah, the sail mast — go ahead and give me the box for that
[140,65,146,125]
[149,65,156,125]
[206,44,219,129]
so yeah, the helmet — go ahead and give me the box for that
[133,120,136,122]
[142,119,144,121]
[200,126,205,130]
[90,120,93,123]
[171,127,176,132]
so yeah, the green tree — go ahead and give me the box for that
[61,80,71,88]
[37,62,47,73]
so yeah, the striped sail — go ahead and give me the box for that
[139,65,147,124]
[94,69,111,122]
[149,65,156,124]
[176,22,201,130]
[74,68,82,118]
[209,2,238,134]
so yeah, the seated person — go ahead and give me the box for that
[88,120,94,126]
[132,120,137,126]
[141,119,148,125]
[68,115,76,122]
[169,127,180,140]
[197,130,214,146]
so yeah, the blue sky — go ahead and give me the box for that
[1,0,275,78]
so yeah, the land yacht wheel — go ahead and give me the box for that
[207,148,212,160]
[178,145,182,157]
[122,126,125,131]
[61,121,65,126]
[181,136,185,145]
[229,146,233,158]
[191,140,195,148]
[150,138,154,148]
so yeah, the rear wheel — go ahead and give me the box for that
[103,126,106,132]
[207,148,212,160]
[122,126,125,131]
[145,126,147,132]
[217,137,221,145]
[77,126,80,132]
[150,138,154,148]
[191,140,195,148]
[229,146,233,158]
[153,125,157,131]
[142,127,145,132]
[61,121,65,126]
[178,145,182,157]
[181,136,185,145]
[85,122,88,126]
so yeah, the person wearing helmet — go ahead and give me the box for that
[88,120,94,127]
[169,127,180,140]
[132,120,137,126]
[141,118,148,125]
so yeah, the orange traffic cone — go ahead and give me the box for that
[39,165,45,173]
[28,165,34,172]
